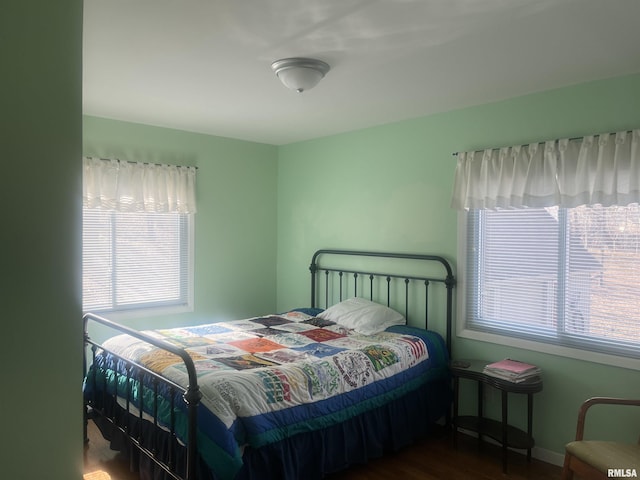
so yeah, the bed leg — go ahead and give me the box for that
[83,404,89,444]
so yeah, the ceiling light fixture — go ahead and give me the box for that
[271,57,330,93]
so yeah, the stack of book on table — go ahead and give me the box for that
[483,359,541,383]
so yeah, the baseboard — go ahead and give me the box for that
[532,446,565,467]
[457,428,564,467]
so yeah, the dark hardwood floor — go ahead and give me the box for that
[84,421,561,480]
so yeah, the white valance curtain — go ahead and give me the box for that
[83,157,197,214]
[451,129,640,210]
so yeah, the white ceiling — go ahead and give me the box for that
[83,0,640,146]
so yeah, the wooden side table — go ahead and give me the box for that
[450,359,543,473]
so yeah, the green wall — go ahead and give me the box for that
[276,73,640,461]
[83,116,279,336]
[2,1,83,478]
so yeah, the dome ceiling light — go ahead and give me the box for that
[271,57,330,93]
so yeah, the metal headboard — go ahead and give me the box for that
[309,249,456,354]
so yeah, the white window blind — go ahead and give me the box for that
[466,204,640,358]
[83,209,193,313]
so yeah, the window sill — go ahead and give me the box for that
[457,327,640,372]
[85,303,193,322]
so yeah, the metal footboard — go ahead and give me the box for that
[83,313,202,480]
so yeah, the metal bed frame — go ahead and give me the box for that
[310,249,456,352]
[83,249,456,480]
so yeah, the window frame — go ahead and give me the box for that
[456,210,640,372]
[82,208,195,320]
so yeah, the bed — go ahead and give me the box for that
[83,249,456,480]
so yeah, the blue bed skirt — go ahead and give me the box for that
[92,372,451,480]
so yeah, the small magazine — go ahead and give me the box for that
[483,358,541,383]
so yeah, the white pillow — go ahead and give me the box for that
[317,297,405,335]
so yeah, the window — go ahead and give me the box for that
[465,204,640,359]
[82,157,197,316]
[83,209,193,315]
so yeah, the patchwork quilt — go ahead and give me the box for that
[84,310,449,480]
